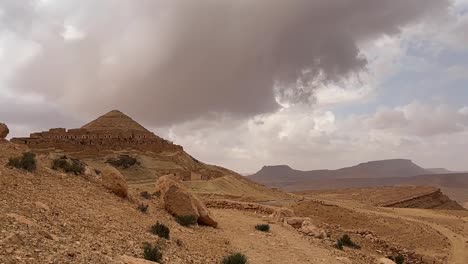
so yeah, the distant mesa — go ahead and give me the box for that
[10,110,181,153]
[250,159,431,185]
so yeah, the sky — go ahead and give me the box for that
[1,0,468,173]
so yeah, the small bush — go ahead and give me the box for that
[389,255,405,264]
[175,215,197,227]
[335,239,344,250]
[143,243,163,262]
[106,155,139,169]
[153,191,161,198]
[255,224,270,232]
[7,152,37,172]
[51,156,85,175]
[151,222,170,239]
[222,253,247,264]
[140,191,152,199]
[138,203,149,213]
[336,234,360,249]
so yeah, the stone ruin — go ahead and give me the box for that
[10,110,182,153]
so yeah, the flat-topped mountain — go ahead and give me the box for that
[250,159,431,185]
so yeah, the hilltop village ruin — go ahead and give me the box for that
[11,110,182,153]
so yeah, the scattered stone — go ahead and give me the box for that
[6,213,37,227]
[101,166,129,198]
[0,233,23,246]
[35,201,50,212]
[155,175,218,228]
[39,230,59,241]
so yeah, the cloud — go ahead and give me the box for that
[0,0,449,126]
[368,102,468,136]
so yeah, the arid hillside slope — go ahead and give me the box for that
[0,142,356,264]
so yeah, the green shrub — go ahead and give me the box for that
[140,191,152,199]
[151,222,170,239]
[138,203,149,213]
[106,155,139,169]
[51,156,85,175]
[335,239,344,250]
[175,215,197,226]
[222,253,247,264]
[389,255,405,264]
[336,234,360,249]
[7,152,37,172]
[143,243,162,262]
[255,224,270,232]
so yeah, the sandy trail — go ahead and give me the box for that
[319,199,468,264]
[212,209,347,264]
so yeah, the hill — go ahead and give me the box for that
[250,159,432,187]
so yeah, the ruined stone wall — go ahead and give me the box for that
[11,128,181,153]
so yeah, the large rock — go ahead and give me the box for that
[299,220,327,239]
[284,217,311,228]
[376,258,396,264]
[155,175,218,228]
[270,207,295,222]
[101,166,128,198]
[0,122,9,139]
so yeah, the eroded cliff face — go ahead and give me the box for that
[382,189,465,210]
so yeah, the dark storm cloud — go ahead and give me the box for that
[3,0,449,125]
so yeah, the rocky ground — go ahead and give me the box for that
[0,142,361,264]
[2,141,466,264]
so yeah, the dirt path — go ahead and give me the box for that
[319,199,468,264]
[211,209,347,264]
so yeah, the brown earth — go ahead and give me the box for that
[290,187,468,264]
[2,140,468,264]
[0,142,345,264]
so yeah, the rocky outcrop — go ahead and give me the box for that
[0,122,9,139]
[270,207,295,222]
[155,175,217,227]
[101,166,129,198]
[382,188,465,210]
[376,258,396,264]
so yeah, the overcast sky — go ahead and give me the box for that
[1,0,468,173]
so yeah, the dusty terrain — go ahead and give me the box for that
[289,188,468,264]
[2,140,468,264]
[0,142,350,264]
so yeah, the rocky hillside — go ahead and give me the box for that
[0,141,385,264]
[381,188,466,210]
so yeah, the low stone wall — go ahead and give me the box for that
[205,199,276,215]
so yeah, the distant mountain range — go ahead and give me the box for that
[249,159,467,191]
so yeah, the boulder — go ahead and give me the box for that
[155,175,218,228]
[0,122,8,139]
[299,220,327,239]
[284,217,311,228]
[270,207,295,222]
[376,258,396,264]
[101,166,128,198]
